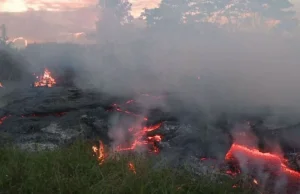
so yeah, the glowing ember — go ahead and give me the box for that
[128,162,136,174]
[34,68,56,87]
[126,100,134,104]
[111,103,148,121]
[253,179,258,185]
[0,116,9,125]
[92,140,106,165]
[116,122,162,153]
[225,143,300,191]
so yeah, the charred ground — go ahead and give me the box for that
[1,43,300,193]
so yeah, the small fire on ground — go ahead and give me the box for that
[34,68,56,87]
[92,95,164,173]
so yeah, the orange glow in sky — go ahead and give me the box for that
[0,0,161,17]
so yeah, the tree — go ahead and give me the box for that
[142,0,191,27]
[98,0,133,25]
[217,0,298,32]
[96,0,134,43]
[0,24,9,45]
[142,0,298,32]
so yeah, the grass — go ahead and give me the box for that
[0,141,257,194]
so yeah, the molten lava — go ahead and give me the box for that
[225,143,300,191]
[116,122,162,153]
[111,103,148,121]
[92,140,106,165]
[93,95,163,167]
[34,68,56,87]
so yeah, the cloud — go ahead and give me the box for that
[0,7,98,42]
[0,0,161,41]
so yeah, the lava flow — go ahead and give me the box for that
[111,103,148,121]
[116,122,163,153]
[34,68,56,87]
[225,143,300,192]
[93,95,164,168]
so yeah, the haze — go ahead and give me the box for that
[1,0,300,125]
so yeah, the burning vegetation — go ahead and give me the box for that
[34,68,56,87]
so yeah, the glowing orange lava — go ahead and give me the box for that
[111,103,148,121]
[93,95,163,167]
[225,143,300,191]
[128,162,136,174]
[34,68,56,87]
[116,122,162,153]
[92,140,106,165]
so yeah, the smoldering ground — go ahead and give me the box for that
[1,7,300,194]
[6,20,300,153]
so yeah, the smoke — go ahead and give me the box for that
[7,3,299,155]
[76,24,300,120]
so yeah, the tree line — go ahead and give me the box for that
[97,0,298,33]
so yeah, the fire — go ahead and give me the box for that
[116,122,162,153]
[107,96,164,153]
[92,140,106,165]
[253,179,258,185]
[34,68,56,87]
[0,82,3,87]
[128,162,136,174]
[92,95,163,167]
[225,143,300,191]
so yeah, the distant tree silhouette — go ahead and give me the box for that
[0,24,9,46]
[96,0,134,43]
[142,0,190,27]
[98,0,133,25]
[211,0,298,32]
[142,0,298,32]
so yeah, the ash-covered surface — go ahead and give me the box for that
[0,87,119,149]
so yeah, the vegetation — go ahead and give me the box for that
[0,141,257,194]
[141,0,298,32]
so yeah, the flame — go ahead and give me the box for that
[34,68,56,87]
[128,162,136,174]
[253,179,258,185]
[0,82,3,87]
[92,140,106,165]
[225,143,300,189]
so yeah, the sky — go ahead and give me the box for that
[0,0,161,42]
[0,0,161,16]
[0,0,299,42]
